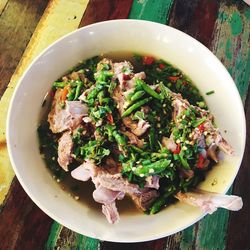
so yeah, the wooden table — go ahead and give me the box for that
[0,0,249,249]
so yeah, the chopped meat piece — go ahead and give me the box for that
[122,131,144,148]
[103,157,122,174]
[122,117,150,136]
[170,90,233,155]
[95,173,141,195]
[48,89,89,133]
[175,189,243,214]
[145,176,160,189]
[205,121,234,155]
[162,136,177,152]
[57,132,73,171]
[133,119,150,136]
[93,186,124,205]
[102,202,120,224]
[71,159,98,181]
[207,143,219,162]
[129,188,159,211]
[71,160,159,223]
[178,167,194,179]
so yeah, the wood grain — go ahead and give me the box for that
[226,93,250,250]
[0,0,89,249]
[0,0,49,98]
[128,0,174,24]
[168,0,219,48]
[0,0,8,15]
[0,0,48,207]
[0,178,53,250]
[0,0,89,204]
[178,1,250,249]
[80,0,133,27]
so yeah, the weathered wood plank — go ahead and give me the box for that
[0,0,8,15]
[226,93,250,250]
[0,0,89,249]
[80,0,133,27]
[168,0,219,48]
[0,178,53,250]
[128,0,174,24]
[178,1,250,249]
[0,0,49,98]
[101,239,168,250]
[0,0,89,205]
[0,0,49,206]
[211,3,250,101]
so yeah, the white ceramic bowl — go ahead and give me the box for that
[7,20,246,242]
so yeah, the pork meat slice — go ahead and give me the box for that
[57,131,73,171]
[102,202,120,224]
[95,173,141,195]
[145,176,160,189]
[162,136,177,152]
[122,117,150,137]
[129,188,159,211]
[93,186,124,205]
[71,159,98,181]
[175,189,243,214]
[122,131,144,148]
[71,160,159,223]
[48,89,89,133]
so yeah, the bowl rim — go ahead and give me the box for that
[6,19,246,242]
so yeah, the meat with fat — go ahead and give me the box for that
[48,89,89,133]
[175,189,243,214]
[57,131,73,171]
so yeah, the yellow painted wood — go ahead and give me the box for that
[0,0,8,13]
[0,0,89,205]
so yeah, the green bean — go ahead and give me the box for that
[191,117,206,127]
[149,187,176,214]
[113,130,126,145]
[122,97,152,117]
[178,151,190,170]
[67,88,76,101]
[130,90,145,102]
[136,78,162,100]
[130,145,144,153]
[74,81,83,100]
[149,127,156,151]
[52,82,66,88]
[133,159,171,177]
[87,84,104,100]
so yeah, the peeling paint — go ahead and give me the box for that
[230,11,243,36]
[225,39,233,60]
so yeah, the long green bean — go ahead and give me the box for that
[122,97,152,117]
[136,78,162,100]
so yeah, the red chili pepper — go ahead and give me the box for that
[198,123,205,132]
[143,56,154,65]
[106,113,114,124]
[159,63,165,69]
[61,85,69,102]
[173,144,181,154]
[197,154,205,168]
[168,76,179,81]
